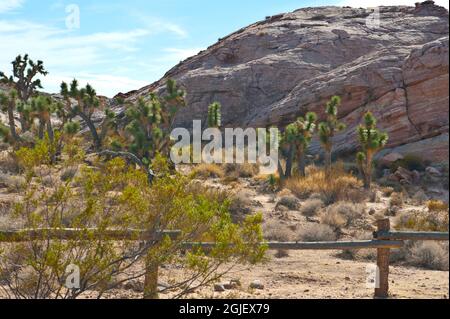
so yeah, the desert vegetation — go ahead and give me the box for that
[0,55,448,299]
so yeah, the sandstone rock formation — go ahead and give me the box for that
[117,1,449,163]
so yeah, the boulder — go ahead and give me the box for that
[115,2,449,165]
[379,153,404,167]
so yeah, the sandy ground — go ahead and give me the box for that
[0,175,448,299]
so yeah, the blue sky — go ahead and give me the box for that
[1,0,448,97]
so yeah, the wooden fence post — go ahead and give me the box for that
[374,219,391,299]
[144,259,159,299]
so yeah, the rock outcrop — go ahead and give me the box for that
[119,2,449,163]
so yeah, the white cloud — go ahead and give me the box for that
[132,13,189,38]
[339,0,449,9]
[43,72,149,97]
[0,18,153,96]
[0,0,24,13]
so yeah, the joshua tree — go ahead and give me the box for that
[123,79,186,164]
[207,102,222,128]
[29,95,55,141]
[0,90,20,143]
[318,96,346,177]
[0,54,48,132]
[60,80,107,151]
[356,111,389,189]
[292,112,317,177]
[278,112,317,179]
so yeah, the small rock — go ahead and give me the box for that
[426,166,442,177]
[345,276,351,281]
[230,279,242,287]
[369,208,376,215]
[214,284,226,292]
[249,280,265,290]
[223,280,240,290]
[123,280,144,293]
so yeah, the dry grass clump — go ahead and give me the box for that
[297,224,337,242]
[190,163,224,179]
[395,210,449,232]
[224,163,259,178]
[276,196,300,211]
[408,242,449,271]
[0,151,20,174]
[390,192,404,207]
[300,199,324,217]
[228,192,254,222]
[0,173,26,193]
[285,164,361,204]
[263,220,295,258]
[263,220,294,241]
[60,166,79,182]
[320,202,366,229]
[427,200,449,213]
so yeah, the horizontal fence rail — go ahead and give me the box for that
[0,219,448,299]
[182,240,404,250]
[374,231,449,241]
[0,228,181,242]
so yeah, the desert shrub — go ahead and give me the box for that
[321,202,366,229]
[0,151,20,174]
[190,163,224,179]
[263,220,293,241]
[320,210,346,230]
[427,200,449,212]
[285,164,361,204]
[300,199,324,217]
[60,166,79,182]
[0,173,26,193]
[0,145,265,299]
[228,192,253,222]
[395,210,449,232]
[297,224,337,242]
[408,242,449,271]
[378,178,403,192]
[390,192,404,207]
[224,163,259,178]
[276,196,300,210]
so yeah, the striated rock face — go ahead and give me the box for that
[118,2,449,163]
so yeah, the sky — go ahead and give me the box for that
[1,0,448,97]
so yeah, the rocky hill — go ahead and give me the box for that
[118,1,449,163]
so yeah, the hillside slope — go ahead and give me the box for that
[118,1,449,163]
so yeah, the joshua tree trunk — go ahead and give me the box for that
[285,144,295,178]
[278,160,286,181]
[19,113,29,132]
[38,119,45,140]
[364,152,373,190]
[46,120,54,142]
[78,112,102,151]
[324,146,332,178]
[297,147,306,177]
[7,104,19,143]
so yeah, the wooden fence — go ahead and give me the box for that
[0,218,448,299]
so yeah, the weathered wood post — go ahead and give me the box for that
[375,218,391,298]
[143,257,159,299]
